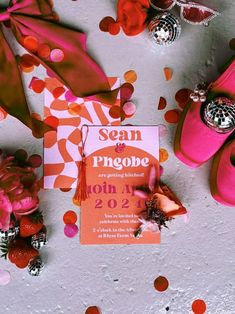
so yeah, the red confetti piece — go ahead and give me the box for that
[52,87,66,98]
[37,44,51,59]
[164,67,173,81]
[164,109,181,123]
[28,154,42,168]
[154,276,169,292]
[63,210,77,224]
[30,78,45,94]
[108,22,120,35]
[229,38,235,50]
[99,16,116,32]
[44,116,59,128]
[158,97,167,110]
[192,299,207,314]
[120,83,134,101]
[109,106,121,119]
[19,54,35,68]
[85,306,101,314]
[175,88,191,109]
[22,36,39,53]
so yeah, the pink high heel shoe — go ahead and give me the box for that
[174,60,235,168]
[210,139,235,207]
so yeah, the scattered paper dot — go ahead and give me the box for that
[159,148,169,163]
[108,22,120,35]
[175,88,191,109]
[123,102,136,116]
[63,211,77,224]
[19,54,36,69]
[0,270,11,286]
[158,97,167,110]
[14,149,28,162]
[50,49,64,63]
[192,299,206,314]
[164,109,181,123]
[37,44,51,59]
[99,16,116,32]
[229,38,235,50]
[22,36,39,52]
[109,106,121,119]
[64,224,79,238]
[124,70,137,83]
[164,67,173,81]
[120,83,134,101]
[85,306,101,314]
[28,154,42,168]
[154,276,169,292]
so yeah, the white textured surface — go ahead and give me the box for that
[0,0,235,313]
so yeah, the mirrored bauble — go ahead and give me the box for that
[0,226,19,242]
[27,257,44,276]
[203,97,235,133]
[31,232,48,250]
[148,12,181,46]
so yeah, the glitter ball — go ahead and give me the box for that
[0,270,11,286]
[64,224,79,238]
[50,49,64,62]
[123,102,136,116]
[203,97,235,133]
[148,12,181,46]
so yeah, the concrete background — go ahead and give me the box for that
[0,0,235,313]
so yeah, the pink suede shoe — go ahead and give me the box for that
[174,60,235,167]
[210,139,235,207]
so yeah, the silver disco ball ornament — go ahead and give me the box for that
[148,12,181,46]
[0,226,19,242]
[204,97,235,133]
[31,231,48,250]
[27,257,44,276]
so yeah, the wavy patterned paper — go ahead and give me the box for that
[44,77,120,189]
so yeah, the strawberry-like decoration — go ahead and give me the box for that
[19,211,43,238]
[2,238,39,269]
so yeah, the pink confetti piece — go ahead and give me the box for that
[0,270,11,286]
[64,224,79,238]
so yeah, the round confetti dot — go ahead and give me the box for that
[85,306,101,314]
[0,107,7,121]
[109,106,121,119]
[19,54,35,68]
[124,70,137,84]
[53,87,65,98]
[158,97,167,110]
[22,36,39,53]
[164,109,181,124]
[63,210,77,224]
[159,148,169,163]
[158,124,168,138]
[60,188,72,192]
[65,90,77,102]
[192,299,206,314]
[14,149,28,162]
[229,38,235,50]
[120,83,134,101]
[154,276,169,292]
[44,116,59,128]
[31,79,45,94]
[50,49,64,63]
[68,103,82,115]
[123,101,136,116]
[175,88,191,109]
[28,154,42,168]
[99,16,116,32]
[108,22,120,35]
[37,44,51,59]
[64,224,78,238]
[0,270,11,286]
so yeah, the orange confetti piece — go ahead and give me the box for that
[164,109,181,124]
[20,65,34,73]
[164,67,173,81]
[192,299,206,314]
[154,276,169,292]
[158,97,167,110]
[159,148,169,163]
[124,70,137,83]
[22,36,39,53]
[63,210,77,224]
[85,306,101,314]
[109,105,121,119]
[38,44,51,59]
[68,103,82,115]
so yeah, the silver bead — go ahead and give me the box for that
[193,95,200,102]
[194,87,199,94]
[199,90,206,96]
[204,97,235,133]
[190,93,195,100]
[31,232,48,250]
[27,257,44,276]
[148,12,181,46]
[200,95,207,102]
[0,226,19,242]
